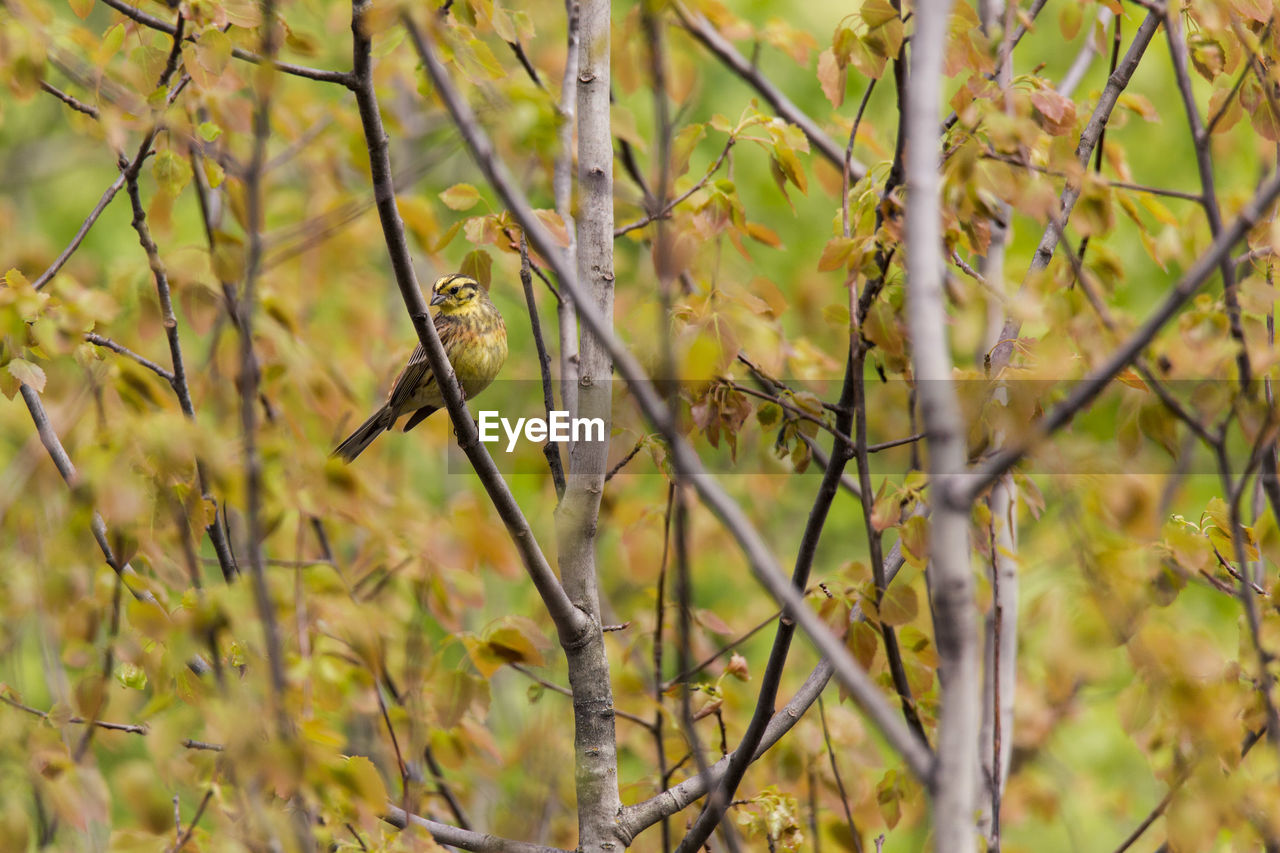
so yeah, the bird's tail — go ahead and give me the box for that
[332,407,395,463]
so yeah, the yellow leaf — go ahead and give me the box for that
[6,358,45,393]
[439,183,480,211]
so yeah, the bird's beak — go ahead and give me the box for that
[430,291,447,306]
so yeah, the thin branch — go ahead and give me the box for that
[614,138,734,237]
[32,173,127,291]
[818,695,863,852]
[604,437,646,481]
[84,332,174,383]
[39,80,99,117]
[519,232,567,498]
[1058,7,1116,98]
[1165,9,1251,387]
[982,151,1204,201]
[98,0,354,85]
[849,30,929,752]
[3,694,145,734]
[505,38,544,89]
[509,664,654,729]
[423,745,472,832]
[621,540,911,839]
[169,789,214,853]
[671,3,863,178]
[942,0,1051,131]
[120,110,238,583]
[652,483,675,851]
[554,0,581,427]
[1204,21,1264,136]
[1112,726,1265,853]
[384,806,568,853]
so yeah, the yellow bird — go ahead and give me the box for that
[333,273,508,462]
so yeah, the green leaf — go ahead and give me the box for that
[113,662,147,690]
[152,150,192,195]
[460,249,493,288]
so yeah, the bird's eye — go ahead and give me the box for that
[450,286,459,295]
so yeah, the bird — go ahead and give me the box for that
[332,273,508,462]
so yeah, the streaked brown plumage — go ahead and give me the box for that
[332,274,507,462]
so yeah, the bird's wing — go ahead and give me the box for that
[384,317,465,414]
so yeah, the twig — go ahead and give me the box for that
[1112,727,1265,853]
[554,0,581,427]
[818,696,863,852]
[120,105,238,582]
[424,745,473,831]
[2,694,145,733]
[987,9,1163,375]
[671,3,862,178]
[519,232,567,497]
[169,788,214,853]
[604,438,646,481]
[614,138,734,237]
[505,38,544,89]
[39,80,99,117]
[509,664,654,729]
[32,173,127,291]
[97,0,353,85]
[619,536,909,839]
[84,332,174,382]
[1165,9,1251,387]
[652,483,675,850]
[383,806,568,853]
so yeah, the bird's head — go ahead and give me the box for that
[429,274,486,315]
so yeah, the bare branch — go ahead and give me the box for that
[39,80,99,117]
[32,173,127,291]
[84,332,174,383]
[554,0,581,426]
